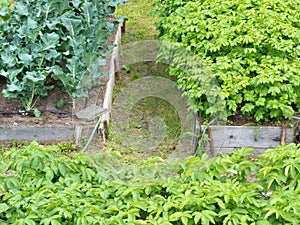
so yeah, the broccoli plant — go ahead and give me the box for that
[0,0,125,112]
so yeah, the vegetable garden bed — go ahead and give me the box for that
[0,25,121,146]
[153,0,300,156]
[0,0,123,148]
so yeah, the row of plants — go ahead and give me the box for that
[0,0,125,114]
[0,141,300,224]
[154,0,300,121]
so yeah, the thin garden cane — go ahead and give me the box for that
[194,118,216,157]
[81,109,109,152]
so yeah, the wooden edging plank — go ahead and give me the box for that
[98,24,122,138]
[201,125,295,156]
[0,127,74,142]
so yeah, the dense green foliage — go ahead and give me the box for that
[0,0,10,10]
[154,0,300,121]
[0,0,125,111]
[1,142,300,224]
[0,0,11,23]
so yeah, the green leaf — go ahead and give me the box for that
[202,210,217,224]
[81,2,95,26]
[40,218,51,225]
[24,71,46,83]
[0,204,9,213]
[18,53,33,66]
[5,177,21,190]
[58,163,67,176]
[14,2,29,16]
[181,216,189,225]
[169,212,182,221]
[25,218,36,225]
[27,17,38,30]
[56,98,66,110]
[50,220,61,225]
[264,209,277,219]
[61,17,82,36]
[193,212,202,224]
[4,83,22,93]
[41,33,60,50]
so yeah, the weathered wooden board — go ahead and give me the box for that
[0,125,95,143]
[202,125,295,156]
[98,24,122,138]
[0,127,74,142]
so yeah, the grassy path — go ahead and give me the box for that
[104,0,182,161]
[116,0,159,43]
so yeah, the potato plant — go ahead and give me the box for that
[154,0,300,121]
[0,142,300,224]
[0,0,125,112]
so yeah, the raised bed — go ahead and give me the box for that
[0,25,122,148]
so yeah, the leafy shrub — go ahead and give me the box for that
[0,142,300,224]
[154,0,300,121]
[0,0,125,111]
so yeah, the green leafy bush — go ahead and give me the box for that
[0,142,300,224]
[154,0,300,121]
[0,0,125,111]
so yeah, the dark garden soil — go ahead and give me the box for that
[227,113,300,127]
[0,76,106,128]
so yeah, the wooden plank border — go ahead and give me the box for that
[201,125,295,156]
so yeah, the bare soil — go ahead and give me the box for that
[227,113,299,127]
[0,73,106,128]
[0,76,70,127]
